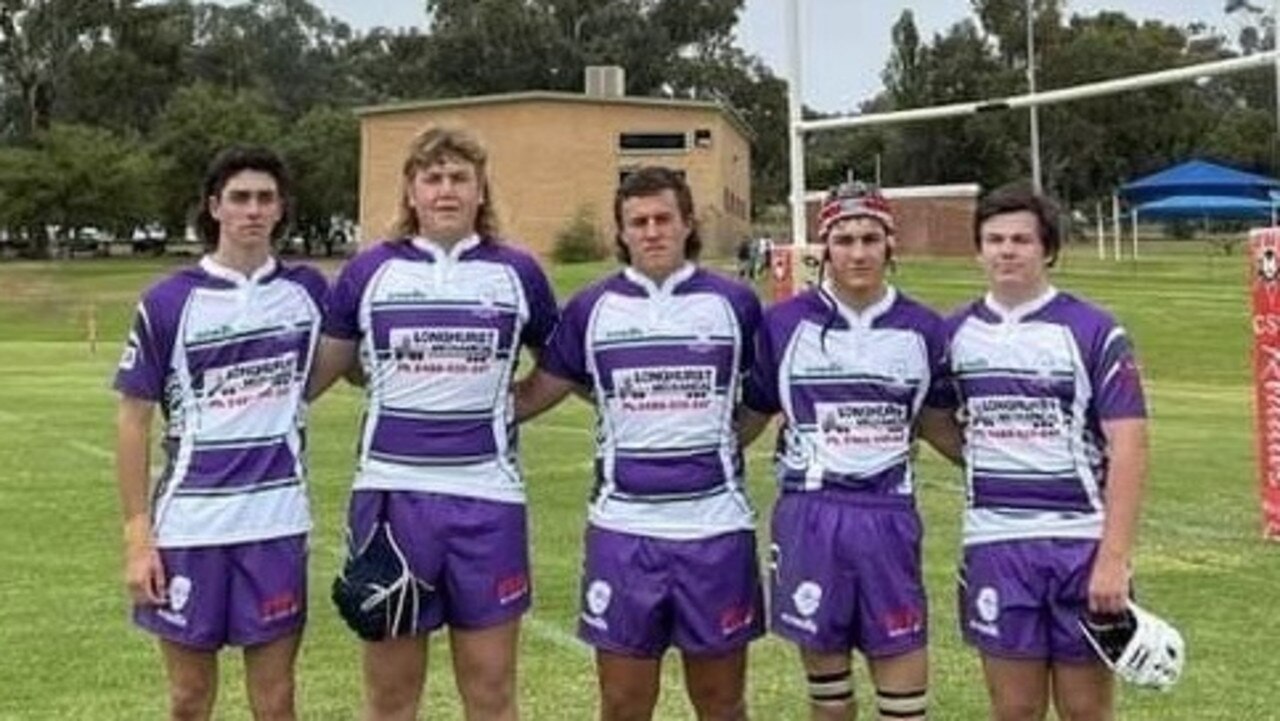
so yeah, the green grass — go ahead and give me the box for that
[0,242,1275,719]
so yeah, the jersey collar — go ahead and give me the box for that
[821,281,897,328]
[623,262,697,296]
[983,285,1058,322]
[410,233,481,261]
[199,254,278,286]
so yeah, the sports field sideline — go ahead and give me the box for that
[0,243,1274,719]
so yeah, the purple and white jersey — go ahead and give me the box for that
[540,264,761,540]
[744,285,948,497]
[324,236,557,503]
[943,288,1147,545]
[114,256,327,548]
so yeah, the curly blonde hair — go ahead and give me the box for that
[389,125,500,239]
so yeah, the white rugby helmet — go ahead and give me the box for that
[1079,601,1185,691]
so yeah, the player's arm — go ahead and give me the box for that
[116,394,165,605]
[917,406,964,466]
[308,335,357,400]
[737,407,773,447]
[1090,417,1147,614]
[514,369,577,423]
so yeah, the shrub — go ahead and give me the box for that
[552,205,608,263]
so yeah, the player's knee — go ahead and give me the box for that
[688,692,747,721]
[1053,695,1112,721]
[246,677,295,721]
[458,673,516,718]
[876,687,927,720]
[992,696,1048,721]
[168,678,215,721]
[600,684,659,721]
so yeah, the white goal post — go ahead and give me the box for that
[784,0,1280,247]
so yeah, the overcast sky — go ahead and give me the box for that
[308,0,1246,112]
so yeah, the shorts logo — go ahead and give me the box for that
[968,586,1001,639]
[792,580,823,618]
[719,604,755,636]
[260,592,300,622]
[586,579,612,616]
[497,573,530,605]
[976,586,999,623]
[883,607,924,638]
[168,575,192,612]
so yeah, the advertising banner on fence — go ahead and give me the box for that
[1248,227,1280,540]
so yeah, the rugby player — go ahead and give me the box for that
[115,146,325,721]
[515,166,764,721]
[309,125,558,721]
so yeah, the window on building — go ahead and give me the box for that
[619,132,687,152]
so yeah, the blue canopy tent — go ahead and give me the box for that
[1111,160,1280,258]
[1121,159,1280,204]
[1133,194,1275,221]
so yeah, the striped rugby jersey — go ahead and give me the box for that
[114,256,327,548]
[744,284,949,501]
[943,287,1147,545]
[324,236,557,503]
[540,264,762,540]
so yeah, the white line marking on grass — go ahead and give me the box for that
[69,440,113,461]
[526,614,587,655]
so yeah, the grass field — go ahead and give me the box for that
[0,242,1275,720]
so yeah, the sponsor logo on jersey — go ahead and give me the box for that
[202,353,299,409]
[613,366,715,412]
[118,345,138,371]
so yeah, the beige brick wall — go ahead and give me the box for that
[360,98,752,260]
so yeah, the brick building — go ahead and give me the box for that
[356,68,753,257]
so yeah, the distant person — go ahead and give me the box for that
[738,184,960,721]
[947,183,1151,720]
[308,125,558,721]
[114,146,326,721]
[756,235,773,278]
[515,166,764,721]
[736,236,755,279]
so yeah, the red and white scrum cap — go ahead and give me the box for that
[817,184,895,239]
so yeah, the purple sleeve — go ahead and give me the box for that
[112,295,174,402]
[515,254,559,350]
[537,289,593,386]
[1090,322,1147,420]
[735,289,763,372]
[323,250,382,340]
[742,314,781,414]
[923,314,956,410]
[291,264,330,312]
[927,311,965,410]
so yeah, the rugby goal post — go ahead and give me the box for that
[783,0,1280,250]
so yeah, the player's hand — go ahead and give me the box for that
[123,526,166,606]
[1087,553,1129,615]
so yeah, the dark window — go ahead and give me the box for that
[694,129,712,148]
[619,132,687,151]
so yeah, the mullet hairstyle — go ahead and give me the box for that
[612,166,702,263]
[390,125,500,240]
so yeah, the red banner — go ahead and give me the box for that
[1249,228,1280,540]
